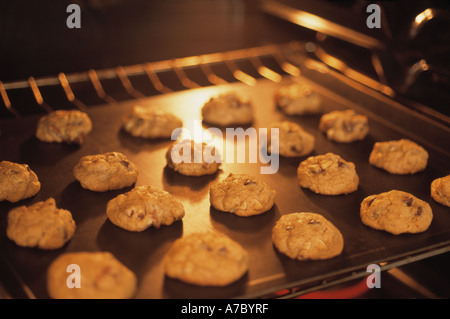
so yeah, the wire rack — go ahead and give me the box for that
[0,41,308,119]
[2,39,448,127]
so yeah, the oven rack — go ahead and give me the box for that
[1,40,448,128]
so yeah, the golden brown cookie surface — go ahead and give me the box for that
[7,198,76,250]
[123,105,182,139]
[0,161,41,203]
[36,110,92,144]
[297,153,359,195]
[268,121,315,157]
[431,175,450,207]
[47,251,137,299]
[201,92,254,126]
[166,139,220,176]
[319,109,369,143]
[360,190,433,235]
[369,139,428,174]
[164,232,249,286]
[106,185,185,232]
[274,82,321,115]
[73,152,138,192]
[209,173,276,217]
[272,212,344,260]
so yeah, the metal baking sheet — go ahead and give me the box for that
[1,71,450,299]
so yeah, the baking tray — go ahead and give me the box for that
[1,46,450,299]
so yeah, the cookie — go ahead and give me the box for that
[268,121,315,157]
[431,175,450,207]
[166,139,220,176]
[209,173,276,217]
[272,212,344,260]
[0,161,41,203]
[106,185,185,232]
[360,190,433,235]
[369,139,428,174]
[274,82,321,115]
[163,232,249,286]
[122,105,182,139]
[73,152,138,192]
[36,110,92,145]
[319,109,369,143]
[6,198,76,250]
[47,251,137,299]
[297,153,359,195]
[201,92,254,126]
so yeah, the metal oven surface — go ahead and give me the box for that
[0,44,449,299]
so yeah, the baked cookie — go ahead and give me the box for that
[369,139,428,174]
[0,161,41,203]
[431,175,450,207]
[122,105,182,139]
[73,152,138,192]
[209,173,276,217]
[47,251,137,299]
[272,212,344,260]
[201,92,254,126]
[166,139,220,176]
[274,82,321,115]
[319,109,369,143]
[360,190,433,235]
[106,185,185,232]
[297,153,359,195]
[6,198,76,250]
[164,232,249,286]
[36,110,92,145]
[268,121,315,157]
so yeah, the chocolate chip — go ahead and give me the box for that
[367,197,376,207]
[308,219,321,225]
[343,121,354,133]
[285,225,294,230]
[244,179,256,186]
[137,213,145,220]
[337,160,347,169]
[290,145,303,153]
[121,160,130,168]
[372,210,379,219]
[309,165,324,174]
[403,197,413,207]
[415,206,423,216]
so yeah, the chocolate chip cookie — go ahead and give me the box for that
[369,139,428,174]
[297,153,359,195]
[319,109,369,143]
[36,110,92,145]
[0,161,41,203]
[209,173,276,216]
[163,232,249,286]
[201,92,254,126]
[268,121,315,157]
[272,212,344,260]
[6,198,76,250]
[122,105,183,139]
[431,175,450,207]
[360,190,433,235]
[166,139,221,176]
[274,82,321,115]
[73,152,138,192]
[106,185,185,232]
[47,251,137,299]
